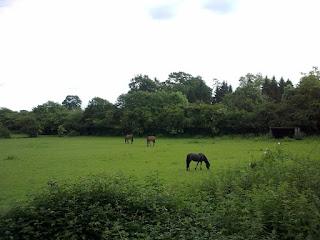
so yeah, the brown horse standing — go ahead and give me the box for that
[146,136,156,147]
[124,134,133,144]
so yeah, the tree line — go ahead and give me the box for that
[1,67,319,137]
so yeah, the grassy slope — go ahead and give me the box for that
[0,136,319,213]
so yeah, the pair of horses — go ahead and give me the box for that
[124,134,156,147]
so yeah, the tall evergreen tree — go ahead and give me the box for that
[213,81,233,103]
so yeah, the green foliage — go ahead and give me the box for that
[83,97,115,135]
[198,147,320,239]
[117,91,188,135]
[18,115,40,137]
[1,67,320,136]
[62,95,82,110]
[0,175,209,239]
[57,125,66,137]
[129,74,160,92]
[213,80,233,103]
[68,130,80,137]
[0,124,10,138]
[165,72,212,103]
[32,101,68,135]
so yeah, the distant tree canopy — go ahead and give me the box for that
[213,80,233,103]
[164,72,212,103]
[128,75,160,92]
[62,95,82,110]
[1,68,320,136]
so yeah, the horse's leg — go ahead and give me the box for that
[200,161,203,170]
[195,161,200,170]
[186,158,190,171]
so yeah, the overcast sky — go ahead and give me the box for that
[0,0,319,111]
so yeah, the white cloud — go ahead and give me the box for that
[0,0,319,110]
[203,0,237,13]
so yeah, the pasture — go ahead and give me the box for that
[1,136,320,213]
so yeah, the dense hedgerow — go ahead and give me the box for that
[1,148,320,240]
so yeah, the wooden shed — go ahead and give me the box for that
[269,127,301,139]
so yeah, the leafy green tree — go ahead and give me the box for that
[57,125,66,137]
[83,97,115,135]
[117,91,188,135]
[0,108,22,131]
[0,123,11,138]
[63,110,83,135]
[278,77,286,96]
[221,73,268,133]
[62,95,82,110]
[285,67,320,133]
[213,80,233,103]
[184,103,226,135]
[32,101,68,134]
[18,115,40,137]
[239,73,263,89]
[129,75,160,92]
[224,74,265,112]
[262,76,280,102]
[158,106,185,135]
[164,72,212,103]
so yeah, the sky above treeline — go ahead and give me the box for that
[0,0,319,111]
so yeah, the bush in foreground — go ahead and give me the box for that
[0,175,213,240]
[198,147,320,239]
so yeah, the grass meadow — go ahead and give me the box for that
[1,135,319,214]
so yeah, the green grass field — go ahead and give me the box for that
[1,136,319,213]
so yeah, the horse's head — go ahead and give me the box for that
[200,154,210,170]
[205,160,210,170]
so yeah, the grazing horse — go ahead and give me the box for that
[186,153,210,171]
[147,136,156,147]
[124,134,133,144]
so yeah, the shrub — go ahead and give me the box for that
[68,130,80,137]
[57,125,66,137]
[199,147,320,239]
[18,116,40,137]
[0,124,10,138]
[0,175,214,240]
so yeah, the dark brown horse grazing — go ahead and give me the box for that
[186,153,210,171]
[146,136,156,147]
[124,134,133,144]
